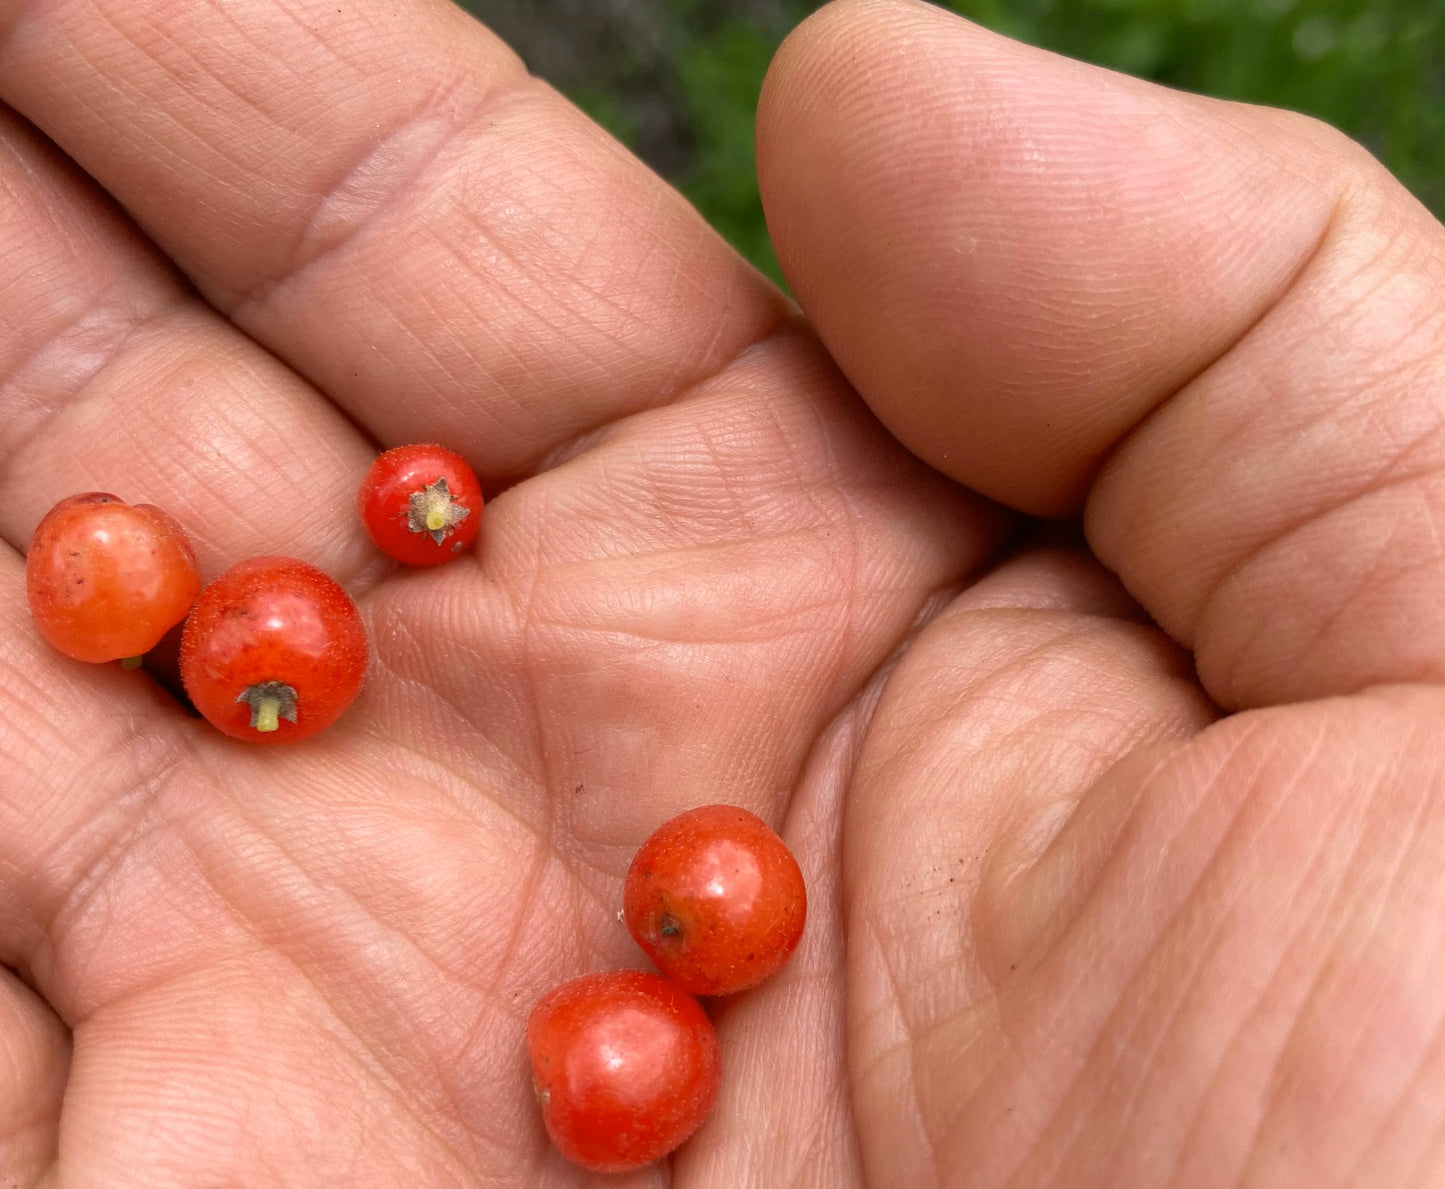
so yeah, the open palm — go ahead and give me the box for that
[4,0,1445,1185]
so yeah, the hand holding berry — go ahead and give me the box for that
[2,0,1444,1186]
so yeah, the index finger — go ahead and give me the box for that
[0,0,788,477]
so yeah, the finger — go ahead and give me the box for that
[850,545,1445,1185]
[0,106,377,581]
[56,962,491,1189]
[0,0,789,478]
[758,0,1334,517]
[758,0,1445,707]
[846,544,1216,1187]
[0,965,68,1184]
[1011,696,1445,1187]
[0,101,399,1033]
[0,542,202,992]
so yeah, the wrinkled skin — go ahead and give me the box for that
[2,0,1445,1185]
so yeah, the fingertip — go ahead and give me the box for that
[757,0,1343,513]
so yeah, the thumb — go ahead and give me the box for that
[757,0,1445,709]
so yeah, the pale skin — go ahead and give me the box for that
[0,0,1443,1184]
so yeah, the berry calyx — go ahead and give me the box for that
[25,492,202,664]
[179,556,367,744]
[236,680,298,732]
[527,970,720,1172]
[624,804,807,996]
[408,477,469,542]
[358,444,482,566]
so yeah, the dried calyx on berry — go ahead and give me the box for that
[406,477,470,544]
[358,444,483,566]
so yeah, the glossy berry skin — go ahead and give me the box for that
[26,492,201,664]
[357,444,481,566]
[624,804,807,996]
[527,970,720,1173]
[179,557,367,744]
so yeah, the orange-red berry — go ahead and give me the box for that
[180,556,367,744]
[527,970,720,1172]
[624,804,807,996]
[357,444,481,566]
[26,492,201,664]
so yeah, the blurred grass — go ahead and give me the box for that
[465,0,1445,285]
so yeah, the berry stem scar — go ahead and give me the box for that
[236,681,299,733]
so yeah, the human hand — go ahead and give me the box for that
[0,0,1441,1186]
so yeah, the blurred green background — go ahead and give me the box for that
[462,0,1445,284]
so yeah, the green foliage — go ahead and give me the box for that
[570,86,640,150]
[674,20,788,284]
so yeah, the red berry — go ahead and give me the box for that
[179,557,367,744]
[624,804,807,996]
[527,970,720,1173]
[357,444,481,566]
[26,492,201,664]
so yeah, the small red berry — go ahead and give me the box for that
[357,444,481,566]
[26,492,201,664]
[179,556,367,744]
[527,970,720,1173]
[624,804,807,996]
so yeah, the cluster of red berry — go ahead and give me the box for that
[23,443,807,1174]
[24,444,480,741]
[530,803,807,1172]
